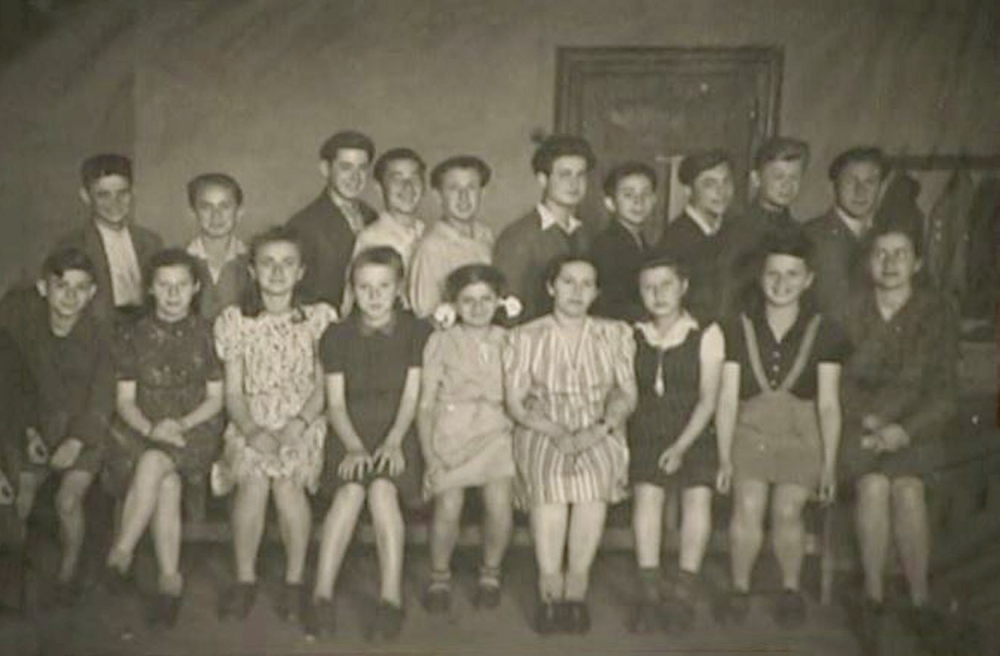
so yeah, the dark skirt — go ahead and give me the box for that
[630,425,716,490]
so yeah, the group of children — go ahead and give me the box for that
[0,133,956,656]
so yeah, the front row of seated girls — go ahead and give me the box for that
[0,220,955,651]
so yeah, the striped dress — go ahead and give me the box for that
[503,315,635,506]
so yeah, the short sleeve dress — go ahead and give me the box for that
[214,303,336,493]
[319,310,432,501]
[421,324,515,497]
[502,315,636,507]
[108,313,225,492]
[628,316,724,490]
[721,308,850,487]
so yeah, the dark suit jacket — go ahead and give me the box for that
[286,193,377,309]
[56,220,163,323]
[657,212,735,324]
[804,209,866,327]
[590,220,648,321]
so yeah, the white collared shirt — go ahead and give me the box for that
[95,221,143,307]
[684,205,723,237]
[187,235,248,284]
[537,203,582,235]
[835,206,870,238]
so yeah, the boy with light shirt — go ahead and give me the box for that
[0,247,115,605]
[409,155,495,318]
[287,131,379,309]
[589,162,657,321]
[494,135,594,321]
[185,173,251,321]
[57,154,163,324]
[658,150,737,323]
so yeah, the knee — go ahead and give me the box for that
[137,449,172,477]
[160,472,182,499]
[435,490,464,520]
[368,481,401,519]
[771,500,804,528]
[891,478,926,510]
[857,474,891,507]
[56,485,84,517]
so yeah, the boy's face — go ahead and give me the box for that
[81,174,132,227]
[192,183,242,239]
[835,161,883,220]
[438,167,484,223]
[761,254,813,308]
[539,155,588,210]
[754,159,804,210]
[380,158,424,216]
[321,148,371,201]
[689,163,735,218]
[604,173,655,227]
[38,270,96,320]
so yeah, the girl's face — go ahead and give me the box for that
[353,263,400,323]
[760,253,813,308]
[639,265,687,319]
[152,264,198,322]
[869,232,920,291]
[548,261,598,318]
[251,240,304,297]
[455,281,499,328]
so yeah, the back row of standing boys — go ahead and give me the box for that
[0,131,955,654]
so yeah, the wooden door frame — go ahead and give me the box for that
[554,46,784,176]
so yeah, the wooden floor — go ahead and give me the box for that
[1,539,984,656]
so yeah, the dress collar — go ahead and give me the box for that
[635,311,699,349]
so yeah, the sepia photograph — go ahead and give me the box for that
[0,1,997,654]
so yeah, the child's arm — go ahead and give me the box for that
[714,361,741,494]
[223,357,276,453]
[279,354,326,445]
[816,362,842,503]
[660,325,724,472]
[373,366,421,476]
[326,372,373,480]
[178,380,225,434]
[416,362,442,473]
[116,380,184,447]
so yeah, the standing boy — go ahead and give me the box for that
[494,135,595,321]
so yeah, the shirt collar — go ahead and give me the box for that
[439,218,488,243]
[834,206,870,238]
[537,203,581,235]
[186,235,247,262]
[684,205,723,236]
[635,311,699,349]
[94,220,131,239]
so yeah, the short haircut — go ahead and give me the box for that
[637,254,688,282]
[373,148,426,186]
[249,224,304,263]
[602,162,657,197]
[756,226,815,269]
[544,254,600,289]
[753,137,810,171]
[678,149,732,186]
[531,134,596,175]
[445,264,506,302]
[41,246,96,280]
[319,130,376,163]
[186,172,244,207]
[349,246,405,285]
[828,146,890,181]
[430,155,492,190]
[145,247,201,285]
[80,153,132,187]
[867,217,924,259]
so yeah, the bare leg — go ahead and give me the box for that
[367,479,405,605]
[770,483,811,591]
[729,479,768,592]
[530,503,569,601]
[55,470,94,584]
[17,471,43,521]
[312,483,366,601]
[678,486,713,574]
[563,501,607,601]
[480,478,513,571]
[271,478,312,585]
[109,450,175,571]
[632,484,665,569]
[151,472,183,594]
[891,477,930,606]
[855,474,891,602]
[429,488,464,575]
[231,476,270,584]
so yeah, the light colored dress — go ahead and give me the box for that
[422,324,514,497]
[408,220,493,318]
[214,303,337,492]
[502,315,636,506]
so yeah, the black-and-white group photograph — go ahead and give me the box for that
[0,1,997,654]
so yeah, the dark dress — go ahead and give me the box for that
[107,313,224,492]
[722,308,850,487]
[839,288,958,480]
[628,323,717,490]
[319,311,432,501]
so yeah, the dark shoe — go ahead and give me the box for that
[276,582,304,622]
[847,596,884,656]
[302,597,335,639]
[218,582,256,620]
[103,566,135,597]
[627,601,659,634]
[900,604,952,656]
[147,593,182,629]
[712,590,750,625]
[50,580,82,608]
[422,584,451,614]
[564,601,591,634]
[534,600,560,635]
[774,589,807,628]
[369,600,404,642]
[664,570,698,632]
[474,581,501,609]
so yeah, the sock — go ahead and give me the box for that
[478,564,501,589]
[638,566,660,603]
[539,572,564,602]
